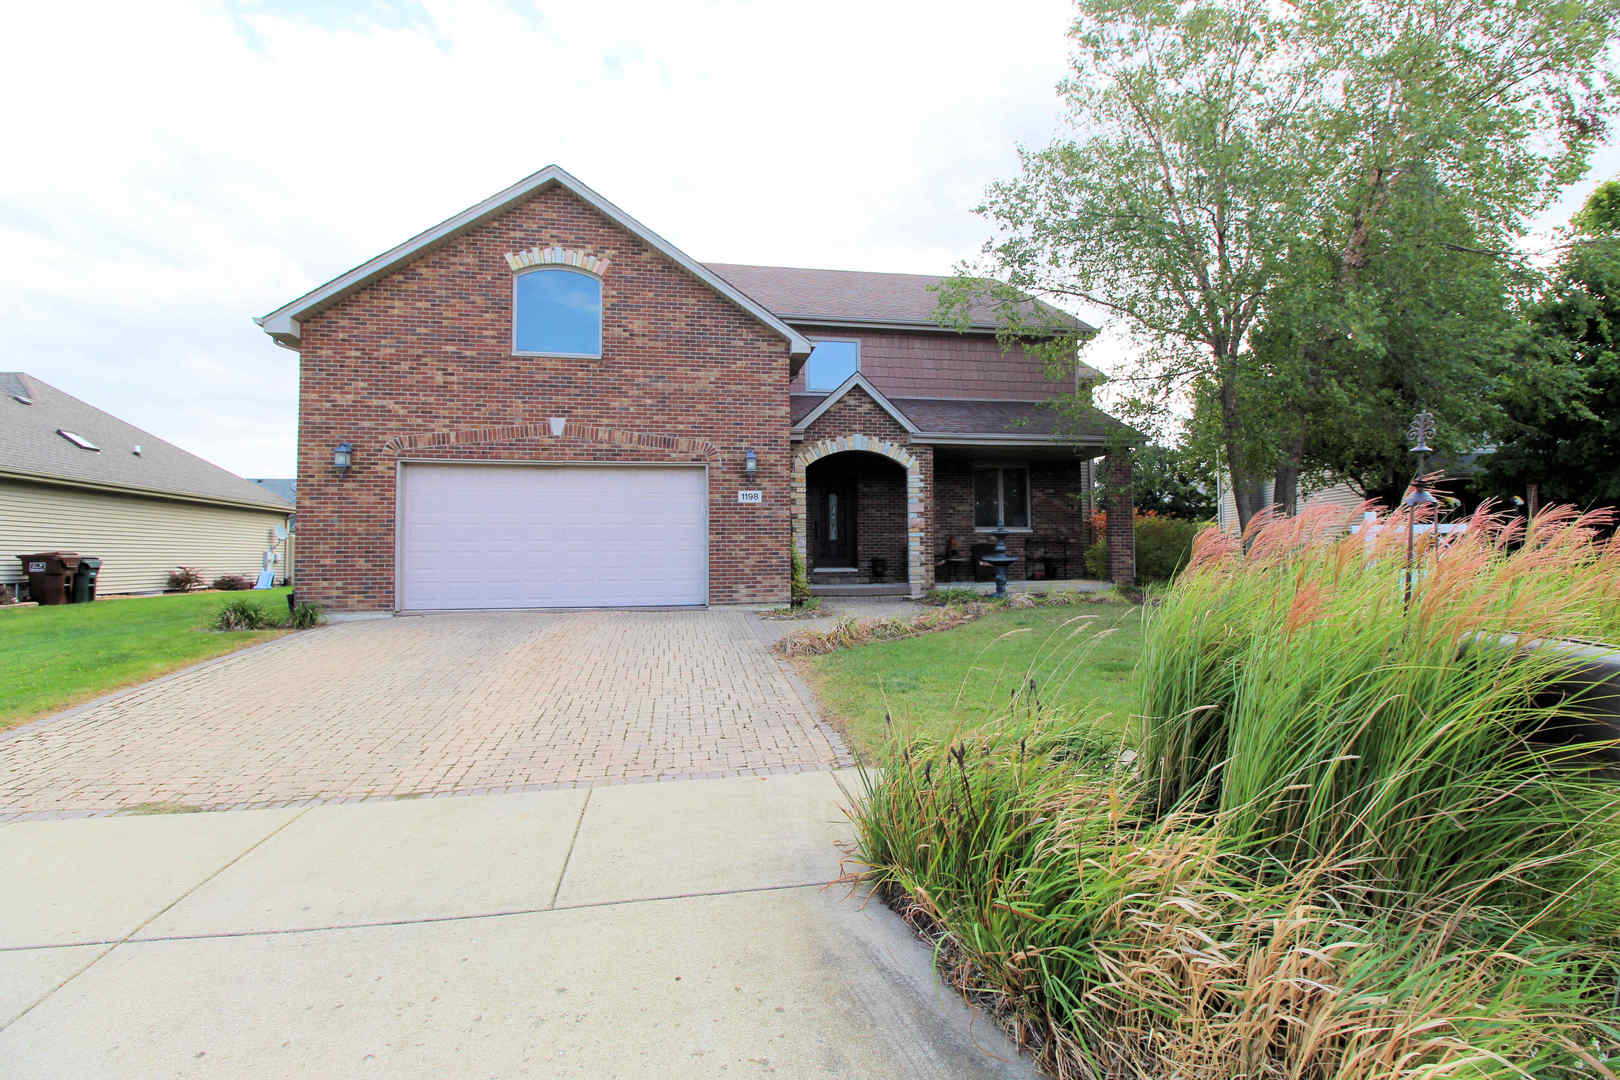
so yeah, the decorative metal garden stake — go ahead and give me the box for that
[982,513,1017,598]
[1403,410,1438,608]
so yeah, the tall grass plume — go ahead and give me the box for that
[849,503,1620,1078]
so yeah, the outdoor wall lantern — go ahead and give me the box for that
[332,442,354,476]
[744,448,758,475]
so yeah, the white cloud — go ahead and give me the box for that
[2,0,1613,475]
[1,0,1076,476]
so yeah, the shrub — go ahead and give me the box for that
[166,566,204,593]
[1084,512,1205,583]
[286,602,324,630]
[211,575,252,591]
[923,586,982,606]
[212,598,274,631]
[850,502,1620,1078]
[790,548,812,607]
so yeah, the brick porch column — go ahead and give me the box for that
[1103,451,1135,587]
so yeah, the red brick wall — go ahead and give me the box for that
[933,456,1095,581]
[295,183,793,611]
[799,385,912,443]
[791,326,1073,400]
[1103,452,1136,587]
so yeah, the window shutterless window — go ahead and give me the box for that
[513,268,602,357]
[804,339,859,391]
[973,466,1030,529]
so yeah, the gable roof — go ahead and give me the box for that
[789,390,1135,446]
[891,397,1131,443]
[791,373,919,435]
[256,166,813,357]
[249,478,297,505]
[0,373,293,512]
[704,263,1094,335]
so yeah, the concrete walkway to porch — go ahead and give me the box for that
[0,770,1037,1078]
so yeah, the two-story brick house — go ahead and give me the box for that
[258,166,1135,612]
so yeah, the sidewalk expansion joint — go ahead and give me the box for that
[548,786,593,908]
[0,880,838,954]
[0,804,315,1033]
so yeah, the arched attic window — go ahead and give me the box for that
[512,267,602,357]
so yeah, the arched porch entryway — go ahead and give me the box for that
[792,436,924,598]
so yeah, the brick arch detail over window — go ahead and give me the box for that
[381,422,719,460]
[503,246,611,274]
[792,435,925,598]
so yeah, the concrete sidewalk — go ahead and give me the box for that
[0,771,1036,1078]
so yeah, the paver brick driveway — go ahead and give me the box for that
[0,609,851,819]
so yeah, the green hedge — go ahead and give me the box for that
[1084,514,1207,584]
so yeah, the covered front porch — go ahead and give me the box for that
[789,376,1137,598]
[809,577,1115,597]
[928,443,1104,589]
[793,439,1122,598]
[803,449,913,593]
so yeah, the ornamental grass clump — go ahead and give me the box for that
[848,503,1620,1078]
[1141,503,1620,912]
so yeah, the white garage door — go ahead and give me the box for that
[398,464,707,610]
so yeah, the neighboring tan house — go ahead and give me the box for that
[249,477,297,509]
[0,372,294,597]
[255,165,1136,613]
[1214,474,1367,534]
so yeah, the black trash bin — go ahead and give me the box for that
[71,557,102,603]
[17,552,80,606]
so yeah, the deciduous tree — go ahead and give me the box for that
[1488,179,1620,507]
[944,0,1617,529]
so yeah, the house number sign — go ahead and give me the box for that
[737,490,763,505]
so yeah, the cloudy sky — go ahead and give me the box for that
[4,0,1616,479]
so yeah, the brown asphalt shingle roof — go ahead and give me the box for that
[705,263,1092,334]
[0,373,293,511]
[790,392,1127,442]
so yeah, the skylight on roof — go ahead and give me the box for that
[57,429,100,452]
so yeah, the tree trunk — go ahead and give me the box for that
[1273,421,1307,516]
[1218,348,1270,531]
[1272,465,1299,517]
[1231,469,1269,530]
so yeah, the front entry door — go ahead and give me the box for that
[814,482,857,567]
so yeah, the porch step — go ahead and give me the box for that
[809,583,911,596]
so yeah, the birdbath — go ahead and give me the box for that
[981,515,1017,598]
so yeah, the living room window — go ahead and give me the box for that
[513,268,602,357]
[973,465,1030,530]
[804,339,859,391]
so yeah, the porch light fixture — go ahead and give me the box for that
[744,448,758,475]
[332,442,354,476]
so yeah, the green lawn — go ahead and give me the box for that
[0,588,293,729]
[804,601,1145,759]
